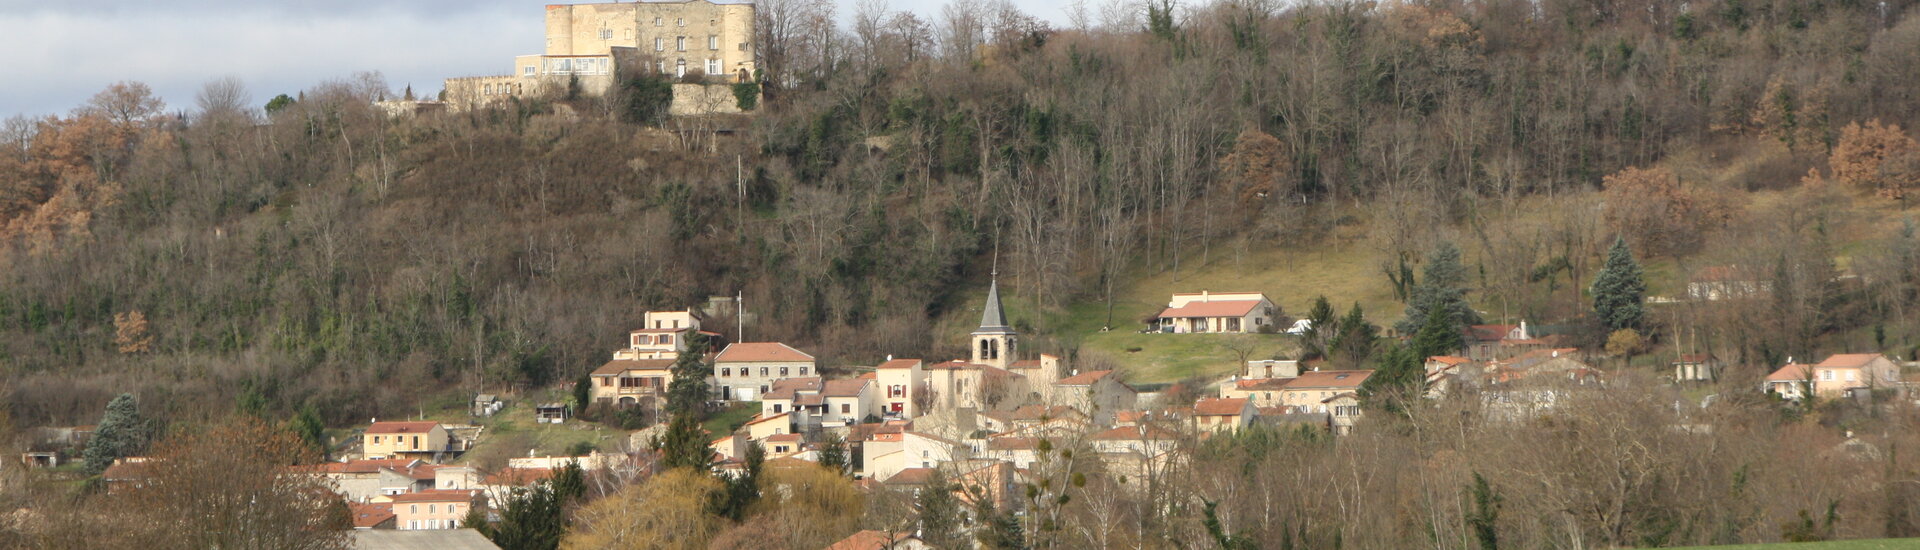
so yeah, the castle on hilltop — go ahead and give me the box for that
[444,0,756,111]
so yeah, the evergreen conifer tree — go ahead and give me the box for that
[488,483,564,550]
[1592,237,1647,331]
[1411,305,1466,359]
[713,443,764,520]
[84,393,147,475]
[1300,295,1336,359]
[1357,344,1423,415]
[1328,303,1378,368]
[918,469,965,549]
[289,404,327,458]
[1397,242,1482,334]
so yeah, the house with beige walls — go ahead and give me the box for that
[714,342,816,401]
[363,422,451,461]
[1765,353,1904,399]
[386,490,482,530]
[1154,291,1280,333]
[1050,370,1137,425]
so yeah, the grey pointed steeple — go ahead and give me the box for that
[975,276,1014,335]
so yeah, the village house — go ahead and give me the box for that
[1277,370,1373,413]
[363,421,452,461]
[1461,322,1551,361]
[978,405,1090,436]
[1764,353,1904,399]
[744,411,793,441]
[386,489,482,530]
[101,458,157,494]
[296,458,422,502]
[1672,353,1723,382]
[1049,370,1138,425]
[1423,355,1475,399]
[1219,378,1293,408]
[1486,349,1599,386]
[1688,265,1769,301]
[1323,393,1363,435]
[875,358,926,419]
[862,431,968,481]
[589,358,675,410]
[714,342,816,401]
[1008,354,1066,401]
[1192,397,1255,433]
[615,310,714,361]
[443,0,757,111]
[1154,291,1280,333]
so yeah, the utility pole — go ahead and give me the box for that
[736,290,744,343]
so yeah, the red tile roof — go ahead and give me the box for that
[823,378,871,397]
[1194,397,1250,416]
[763,377,824,400]
[1285,370,1372,389]
[764,433,803,443]
[1057,370,1116,386]
[715,342,814,363]
[1008,359,1043,369]
[592,359,675,376]
[1676,354,1718,364]
[1427,356,1472,366]
[885,468,936,485]
[743,412,790,427]
[1158,300,1263,319]
[349,502,395,529]
[1767,364,1816,382]
[1818,354,1886,369]
[366,421,440,435]
[827,530,920,550]
[875,359,922,369]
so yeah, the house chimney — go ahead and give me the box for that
[1202,290,1210,302]
[371,417,377,424]
[886,354,893,361]
[1519,321,1529,339]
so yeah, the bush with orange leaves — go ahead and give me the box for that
[1826,119,1920,200]
[1601,166,1732,258]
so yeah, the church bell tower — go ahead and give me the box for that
[971,275,1017,369]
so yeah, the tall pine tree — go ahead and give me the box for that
[1397,241,1482,335]
[1410,305,1466,359]
[1357,343,1423,416]
[1592,237,1647,332]
[918,469,965,549]
[1299,295,1336,360]
[657,332,715,470]
[84,393,147,475]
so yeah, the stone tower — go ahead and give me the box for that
[971,276,1017,369]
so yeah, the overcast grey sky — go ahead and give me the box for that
[0,0,1080,118]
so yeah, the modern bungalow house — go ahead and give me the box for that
[1154,291,1280,333]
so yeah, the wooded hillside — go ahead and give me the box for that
[1,0,1919,429]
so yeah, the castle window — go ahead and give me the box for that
[654,17,662,26]
[676,37,686,51]
[676,18,685,26]
[708,35,718,50]
[655,38,664,51]
[706,58,722,75]
[599,28,612,40]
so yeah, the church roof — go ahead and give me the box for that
[974,278,1015,335]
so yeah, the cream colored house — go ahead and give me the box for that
[363,422,450,460]
[444,0,757,110]
[1323,393,1363,435]
[1278,370,1373,412]
[715,342,816,401]
[616,310,708,360]
[744,412,793,441]
[1765,354,1903,399]
[925,360,1028,412]
[875,358,925,419]
[1154,291,1279,333]
[589,358,676,409]
[386,490,481,530]
[1218,378,1293,408]
[1192,398,1254,433]
[861,431,967,481]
